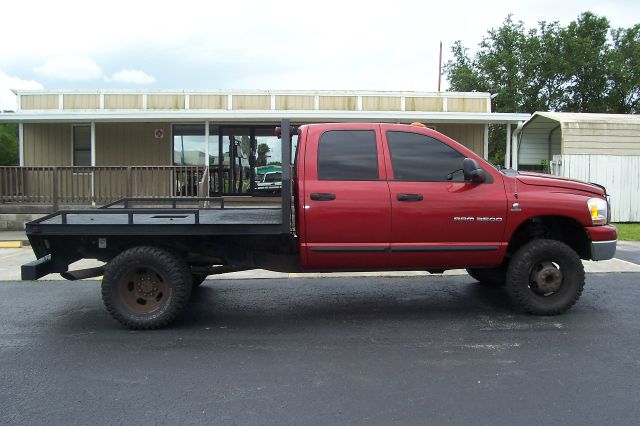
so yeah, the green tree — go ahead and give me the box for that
[257,143,270,167]
[608,23,640,114]
[0,123,19,166]
[444,11,639,165]
[562,12,611,112]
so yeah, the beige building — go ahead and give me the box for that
[0,89,528,206]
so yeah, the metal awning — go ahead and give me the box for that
[0,110,530,124]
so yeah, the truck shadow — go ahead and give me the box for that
[173,277,518,329]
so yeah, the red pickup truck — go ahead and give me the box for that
[23,120,617,329]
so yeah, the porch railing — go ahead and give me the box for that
[0,166,207,209]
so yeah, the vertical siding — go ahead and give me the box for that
[275,95,315,110]
[104,94,143,109]
[556,154,640,222]
[436,124,484,155]
[20,95,59,110]
[362,96,401,111]
[63,94,99,109]
[550,127,561,157]
[95,123,171,165]
[147,95,185,109]
[405,97,442,112]
[23,123,71,166]
[447,98,488,113]
[190,95,227,110]
[319,96,357,111]
[232,95,271,110]
[95,123,173,197]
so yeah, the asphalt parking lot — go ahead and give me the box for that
[1,273,640,425]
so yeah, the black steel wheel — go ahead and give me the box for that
[506,239,585,315]
[101,246,192,329]
[466,266,506,287]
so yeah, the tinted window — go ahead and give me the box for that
[387,131,466,181]
[265,172,281,182]
[73,125,91,167]
[318,130,378,180]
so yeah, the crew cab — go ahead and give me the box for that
[22,121,617,329]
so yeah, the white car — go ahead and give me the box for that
[255,171,282,192]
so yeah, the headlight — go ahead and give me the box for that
[587,198,608,225]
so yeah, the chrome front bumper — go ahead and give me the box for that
[591,240,617,261]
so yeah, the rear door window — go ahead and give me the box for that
[317,130,378,181]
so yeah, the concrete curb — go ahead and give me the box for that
[0,241,26,248]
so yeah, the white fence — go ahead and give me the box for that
[550,155,640,222]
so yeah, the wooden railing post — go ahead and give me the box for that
[52,167,59,211]
[126,167,132,198]
[91,167,97,206]
[0,168,4,204]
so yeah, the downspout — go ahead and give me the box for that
[512,121,524,171]
[548,124,561,173]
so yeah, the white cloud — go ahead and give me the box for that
[0,70,43,111]
[0,1,638,93]
[34,56,102,81]
[106,69,156,85]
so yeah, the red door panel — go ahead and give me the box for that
[381,125,508,269]
[302,124,391,270]
[387,181,508,268]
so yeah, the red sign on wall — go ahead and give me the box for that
[154,128,164,139]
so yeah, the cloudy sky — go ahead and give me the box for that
[1,0,638,110]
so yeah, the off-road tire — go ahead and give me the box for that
[466,267,506,287]
[506,239,584,315]
[101,246,192,329]
[192,273,208,288]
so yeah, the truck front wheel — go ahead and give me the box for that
[101,246,192,329]
[506,239,585,315]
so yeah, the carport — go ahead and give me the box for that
[518,112,640,222]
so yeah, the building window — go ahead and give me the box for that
[173,124,206,165]
[317,130,378,181]
[73,125,91,166]
[386,131,467,182]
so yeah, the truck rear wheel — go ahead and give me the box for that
[506,239,585,315]
[101,246,192,329]
[466,267,506,287]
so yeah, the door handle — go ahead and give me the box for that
[311,193,336,201]
[397,193,423,202]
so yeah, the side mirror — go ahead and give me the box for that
[462,158,486,183]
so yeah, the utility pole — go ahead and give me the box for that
[437,41,443,92]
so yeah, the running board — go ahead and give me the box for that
[60,266,106,281]
[191,265,249,275]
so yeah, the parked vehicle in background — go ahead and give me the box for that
[254,171,282,193]
[22,120,617,329]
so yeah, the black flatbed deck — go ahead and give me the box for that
[26,205,288,237]
[38,207,282,226]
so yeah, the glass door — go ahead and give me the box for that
[219,127,254,194]
[254,127,283,195]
